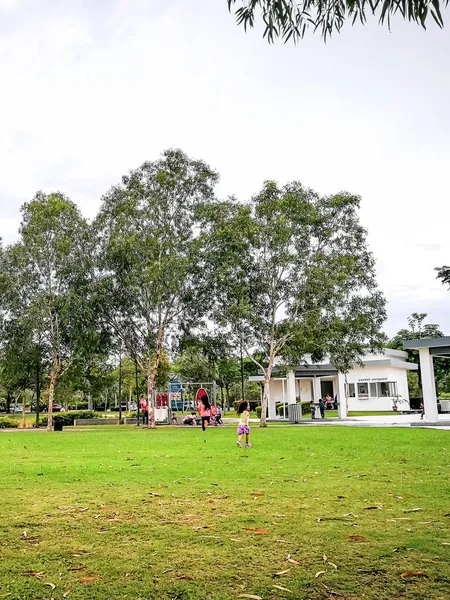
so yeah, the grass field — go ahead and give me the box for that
[1,426,449,599]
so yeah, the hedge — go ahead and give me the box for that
[0,417,19,428]
[256,401,311,419]
[35,411,98,427]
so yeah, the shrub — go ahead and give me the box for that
[34,411,99,427]
[256,402,311,419]
[0,417,19,429]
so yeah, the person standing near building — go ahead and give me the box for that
[140,395,149,425]
[319,398,326,419]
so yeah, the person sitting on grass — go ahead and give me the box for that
[183,412,197,426]
[236,401,251,448]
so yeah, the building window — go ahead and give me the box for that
[357,382,369,398]
[348,383,356,397]
[377,381,397,397]
[369,383,377,398]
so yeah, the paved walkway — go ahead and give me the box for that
[223,414,450,429]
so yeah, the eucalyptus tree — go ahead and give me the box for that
[227,0,448,42]
[2,192,93,429]
[203,183,386,426]
[95,149,219,428]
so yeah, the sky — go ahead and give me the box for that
[0,0,449,337]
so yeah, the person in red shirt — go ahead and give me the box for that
[139,395,148,425]
[197,393,211,433]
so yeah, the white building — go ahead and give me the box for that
[249,348,418,418]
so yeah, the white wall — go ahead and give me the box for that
[346,365,410,411]
[267,364,411,414]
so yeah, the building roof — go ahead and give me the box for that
[403,337,450,357]
[248,348,417,381]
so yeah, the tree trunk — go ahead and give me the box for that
[21,393,26,429]
[146,326,164,429]
[35,359,40,427]
[47,364,58,431]
[260,361,274,428]
[6,391,11,414]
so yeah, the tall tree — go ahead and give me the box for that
[227,0,448,42]
[204,183,386,426]
[95,149,218,428]
[2,192,93,430]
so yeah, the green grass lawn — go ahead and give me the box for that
[1,426,449,599]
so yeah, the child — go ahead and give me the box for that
[236,401,251,448]
[198,394,211,433]
[216,404,223,426]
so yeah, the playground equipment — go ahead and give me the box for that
[168,381,217,414]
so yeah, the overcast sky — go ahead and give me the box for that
[0,0,449,337]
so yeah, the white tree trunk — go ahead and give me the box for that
[47,365,57,431]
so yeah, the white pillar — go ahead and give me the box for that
[267,382,276,420]
[419,347,439,422]
[313,376,322,418]
[287,370,296,405]
[337,373,348,419]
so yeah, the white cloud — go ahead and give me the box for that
[0,0,449,335]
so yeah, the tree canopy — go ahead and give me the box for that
[227,0,448,42]
[0,149,387,425]
[203,181,386,426]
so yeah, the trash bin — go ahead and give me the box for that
[288,404,302,423]
[53,417,64,431]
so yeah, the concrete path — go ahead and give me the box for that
[223,414,450,429]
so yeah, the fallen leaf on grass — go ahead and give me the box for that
[345,535,367,542]
[328,562,338,570]
[365,506,383,510]
[422,559,438,563]
[273,584,293,593]
[251,493,265,497]
[243,528,269,535]
[287,558,300,566]
[172,573,194,580]
[68,567,85,571]
[237,595,263,600]
[230,538,241,542]
[22,530,27,538]
[22,571,45,579]
[274,569,291,576]
[403,508,423,513]
[315,571,326,578]
[400,571,426,579]
[323,554,328,562]
[78,577,97,583]
[63,593,70,598]
[44,583,56,590]
[442,542,450,545]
